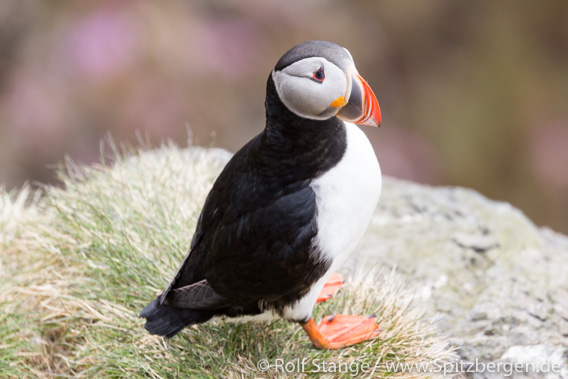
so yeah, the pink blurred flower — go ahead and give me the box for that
[62,6,138,80]
[196,18,265,79]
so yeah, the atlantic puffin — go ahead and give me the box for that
[141,40,382,349]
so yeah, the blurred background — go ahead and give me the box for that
[0,1,567,233]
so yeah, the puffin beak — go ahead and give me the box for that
[336,68,381,127]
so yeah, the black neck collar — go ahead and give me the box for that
[257,74,347,180]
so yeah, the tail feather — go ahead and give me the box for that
[140,297,214,338]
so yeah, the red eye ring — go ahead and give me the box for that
[312,67,325,82]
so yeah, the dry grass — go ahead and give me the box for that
[0,141,457,378]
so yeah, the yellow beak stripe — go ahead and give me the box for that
[330,96,346,108]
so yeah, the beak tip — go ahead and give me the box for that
[335,69,381,128]
[363,119,379,128]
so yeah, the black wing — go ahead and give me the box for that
[161,134,328,309]
[204,182,325,304]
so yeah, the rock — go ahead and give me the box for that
[348,177,568,378]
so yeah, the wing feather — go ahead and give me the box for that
[164,279,230,310]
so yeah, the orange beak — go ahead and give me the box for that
[336,70,381,127]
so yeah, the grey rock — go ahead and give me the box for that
[200,147,568,377]
[348,177,568,378]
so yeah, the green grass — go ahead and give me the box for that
[0,142,456,378]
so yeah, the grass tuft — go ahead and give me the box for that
[0,142,456,377]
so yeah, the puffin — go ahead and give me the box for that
[141,40,382,349]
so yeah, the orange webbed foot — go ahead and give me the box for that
[316,272,345,303]
[301,315,381,350]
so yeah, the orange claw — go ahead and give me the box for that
[316,272,345,303]
[301,315,381,350]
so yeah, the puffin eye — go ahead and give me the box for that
[311,67,325,83]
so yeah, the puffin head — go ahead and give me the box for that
[271,40,381,127]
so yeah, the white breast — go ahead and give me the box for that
[278,122,381,321]
[312,122,382,266]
